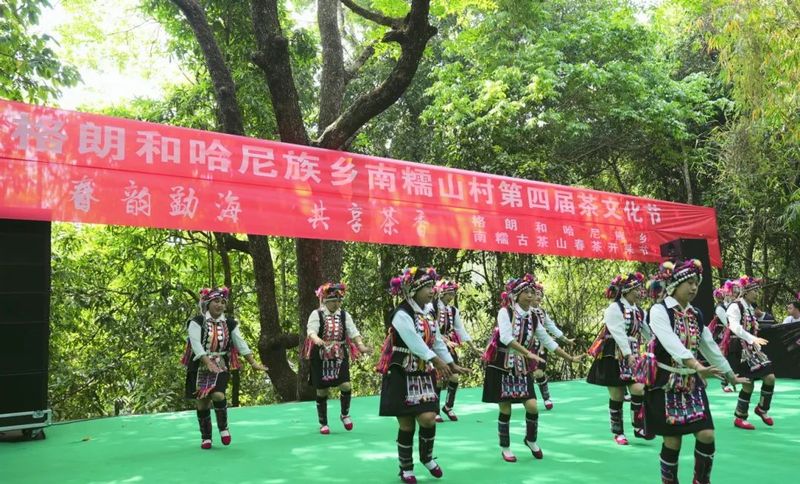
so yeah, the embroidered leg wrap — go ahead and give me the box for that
[535,375,551,400]
[525,412,539,443]
[631,394,644,431]
[397,428,415,471]
[758,384,774,412]
[316,396,328,425]
[498,412,511,448]
[445,381,459,409]
[340,390,352,416]
[660,444,680,484]
[436,385,443,412]
[213,399,228,431]
[693,440,715,484]
[735,390,752,419]
[609,399,624,435]
[197,408,212,440]
[418,425,436,464]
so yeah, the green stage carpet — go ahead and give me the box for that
[2,380,798,483]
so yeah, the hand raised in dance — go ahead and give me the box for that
[696,364,724,380]
[524,350,546,364]
[357,342,374,355]
[432,357,452,379]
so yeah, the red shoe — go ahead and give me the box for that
[524,439,544,459]
[220,429,231,445]
[398,471,417,484]
[341,414,354,431]
[434,414,444,423]
[755,406,774,426]
[200,439,212,449]
[614,434,629,445]
[544,399,554,410]
[722,385,734,393]
[734,417,755,430]
[423,460,443,478]
[442,406,458,421]
[501,449,517,462]
[320,425,330,435]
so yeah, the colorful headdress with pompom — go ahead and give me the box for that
[712,287,726,301]
[316,282,346,302]
[733,275,762,296]
[501,273,536,307]
[389,267,439,299]
[605,272,645,299]
[434,279,459,295]
[655,259,703,295]
[646,276,665,300]
[199,286,230,312]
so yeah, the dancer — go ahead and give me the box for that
[181,287,267,449]
[530,280,576,410]
[304,282,372,434]
[587,272,652,444]
[377,267,469,483]
[482,274,583,462]
[721,276,776,429]
[430,279,474,422]
[642,259,747,484]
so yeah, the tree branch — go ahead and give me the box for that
[317,0,436,149]
[170,0,245,135]
[344,40,377,84]
[249,0,309,144]
[339,0,403,29]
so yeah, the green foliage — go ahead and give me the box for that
[0,0,80,102]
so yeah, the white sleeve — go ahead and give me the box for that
[188,320,206,361]
[498,309,514,345]
[783,316,792,325]
[452,307,472,342]
[432,322,454,364]
[534,322,559,352]
[726,303,756,344]
[715,306,728,325]
[306,310,321,336]
[698,325,732,373]
[648,305,693,361]
[541,310,564,339]
[605,303,633,356]
[231,324,253,356]
[392,310,437,361]
[344,311,361,339]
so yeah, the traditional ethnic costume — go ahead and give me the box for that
[640,259,738,484]
[377,267,451,483]
[430,279,471,422]
[482,274,560,461]
[181,287,254,449]
[530,281,574,410]
[302,282,362,434]
[721,276,776,429]
[586,272,651,444]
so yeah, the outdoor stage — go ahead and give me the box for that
[2,380,797,483]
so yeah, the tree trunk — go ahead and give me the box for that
[214,231,240,406]
[249,234,298,401]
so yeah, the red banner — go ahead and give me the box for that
[0,99,721,266]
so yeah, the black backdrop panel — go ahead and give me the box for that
[0,219,51,418]
[659,238,714,324]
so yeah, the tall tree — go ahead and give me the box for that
[168,0,436,400]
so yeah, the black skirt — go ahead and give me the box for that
[481,365,536,403]
[184,369,230,399]
[379,366,439,417]
[726,341,774,381]
[586,339,631,387]
[309,349,351,389]
[644,385,714,436]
